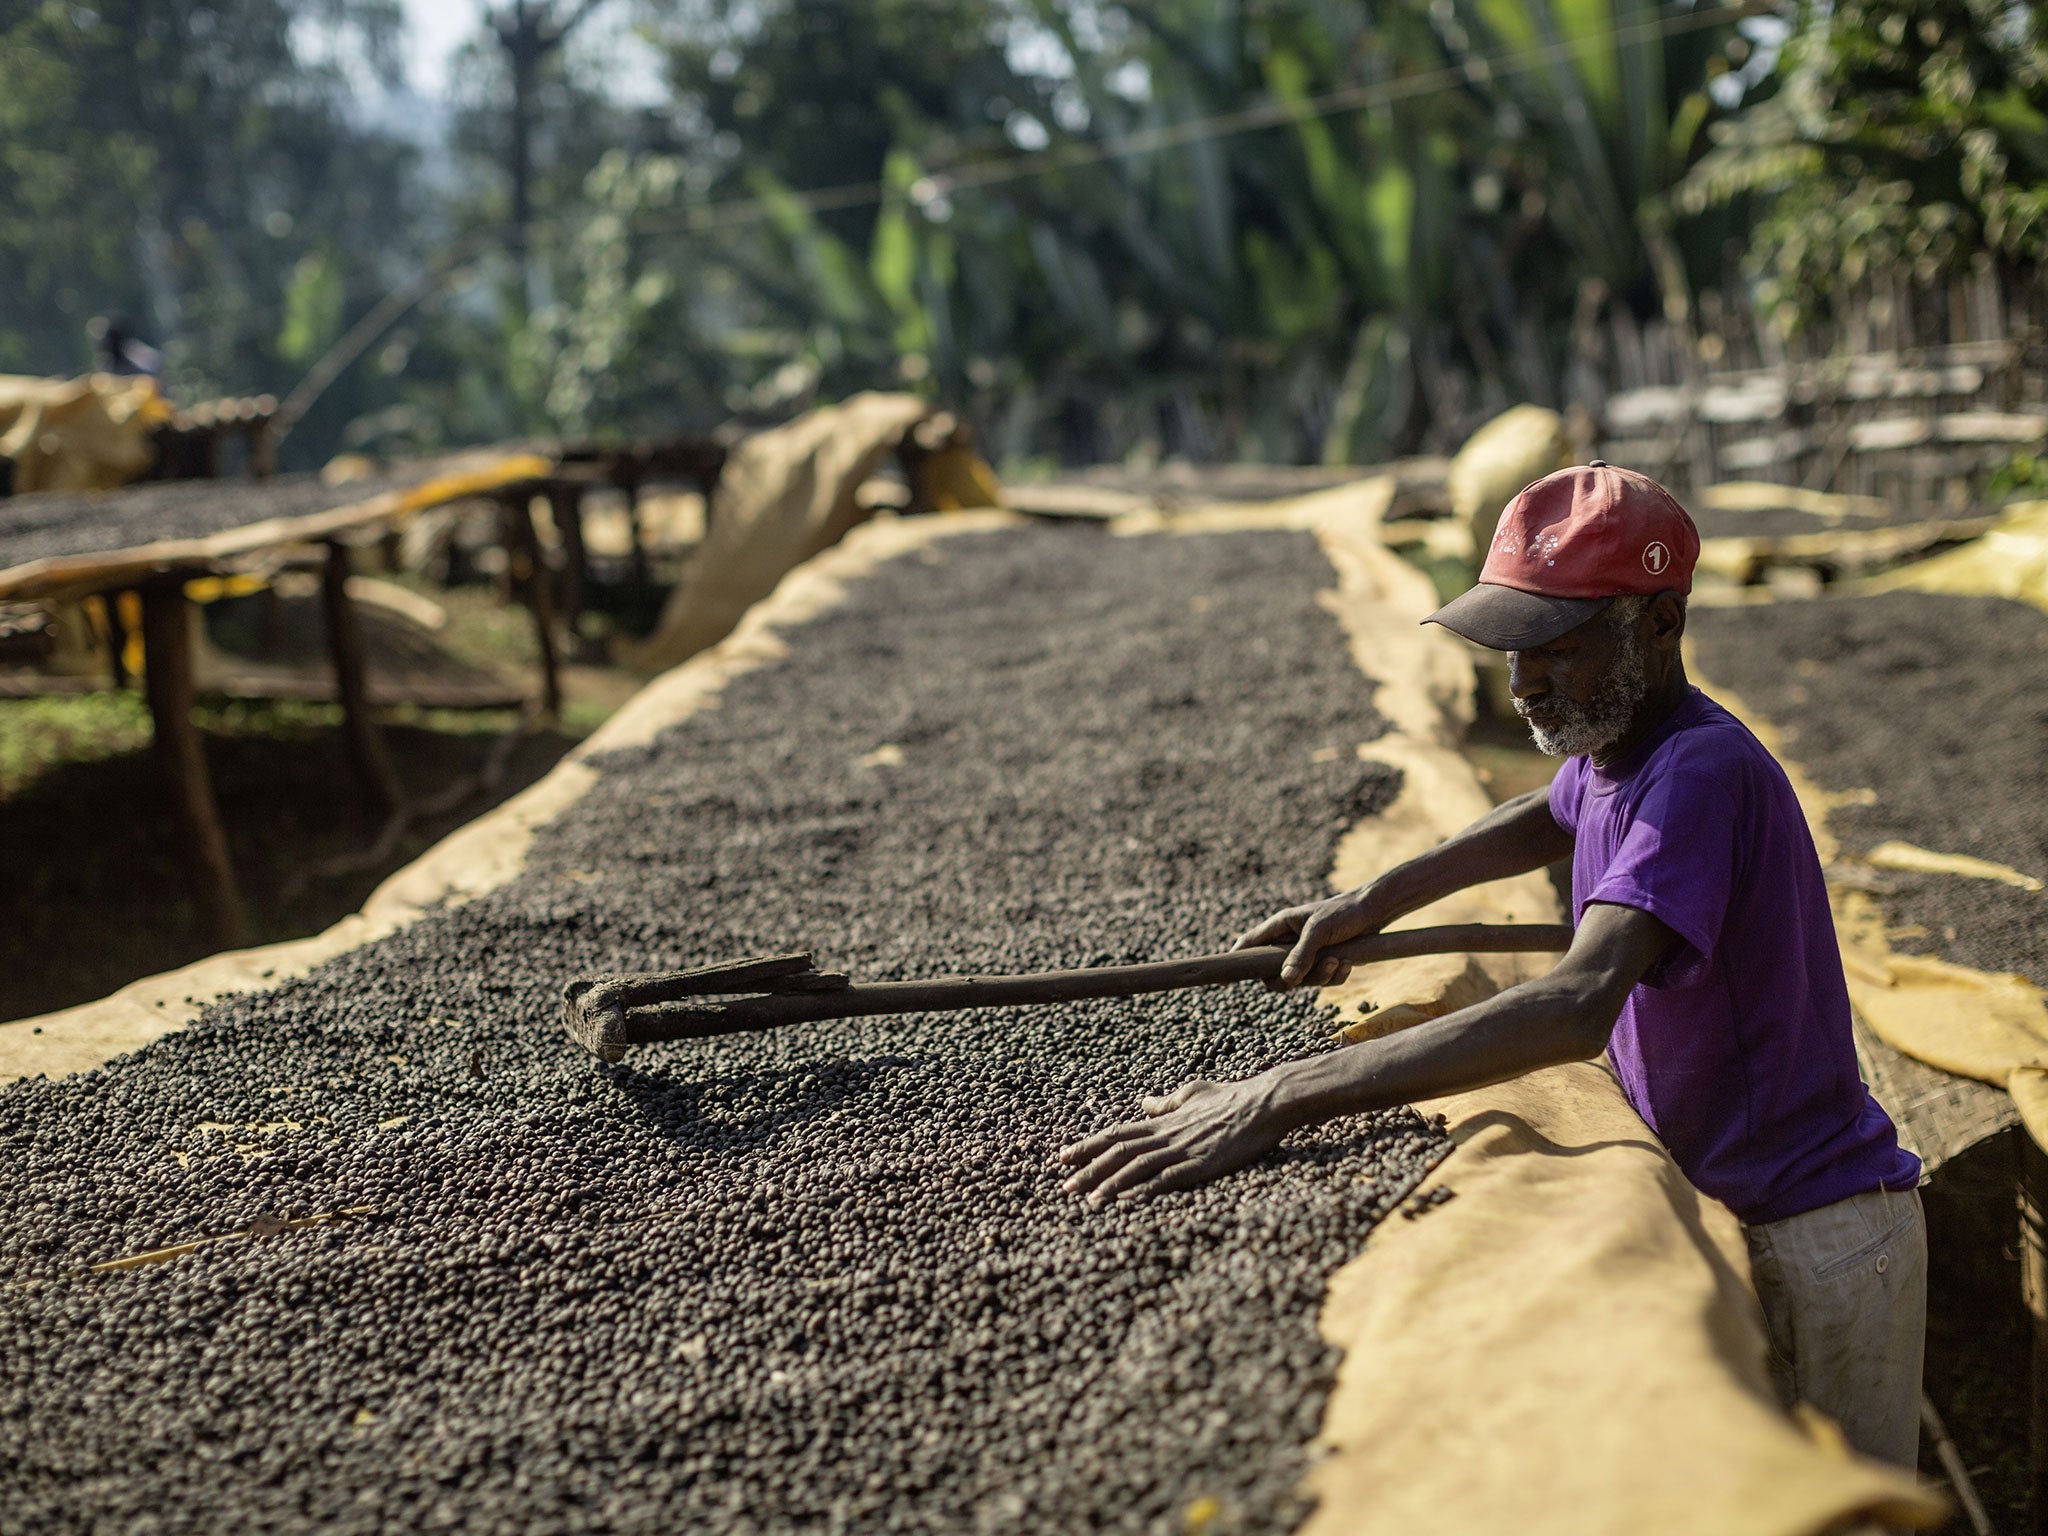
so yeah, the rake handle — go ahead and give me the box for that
[571,923,1574,1059]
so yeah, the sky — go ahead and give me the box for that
[394,0,667,103]
[399,0,476,98]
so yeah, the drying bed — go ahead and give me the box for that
[1,522,1451,1534]
[0,466,457,573]
[1690,590,2048,987]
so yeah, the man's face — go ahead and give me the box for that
[1508,602,1648,758]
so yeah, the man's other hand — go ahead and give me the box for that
[1233,890,1385,988]
[1056,1077,1287,1204]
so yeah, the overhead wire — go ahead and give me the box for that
[598,2,1752,235]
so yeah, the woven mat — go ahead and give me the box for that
[1854,1013,2018,1176]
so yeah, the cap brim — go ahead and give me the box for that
[1423,584,1610,650]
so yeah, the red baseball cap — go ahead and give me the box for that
[1425,461,1700,650]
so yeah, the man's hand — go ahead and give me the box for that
[1056,1076,1289,1204]
[1233,788,1574,989]
[1233,889,1387,988]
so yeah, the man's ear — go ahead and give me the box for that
[1646,590,1687,651]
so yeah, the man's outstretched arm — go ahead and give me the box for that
[1058,900,1671,1204]
[1237,786,1573,987]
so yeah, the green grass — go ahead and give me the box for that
[0,693,155,796]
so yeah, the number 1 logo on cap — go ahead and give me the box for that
[1643,541,1670,576]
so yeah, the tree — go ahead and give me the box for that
[1681,0,2048,321]
[0,0,428,464]
[485,0,623,310]
[529,0,1742,461]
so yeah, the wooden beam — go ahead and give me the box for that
[2022,1128,2048,1536]
[138,581,247,950]
[318,541,406,814]
[498,494,562,718]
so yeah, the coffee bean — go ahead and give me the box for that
[0,527,1449,1534]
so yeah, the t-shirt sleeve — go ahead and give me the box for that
[1547,758,1584,837]
[1582,767,1739,990]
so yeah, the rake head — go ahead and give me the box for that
[561,952,850,1063]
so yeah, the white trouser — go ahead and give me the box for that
[1743,1183,1927,1468]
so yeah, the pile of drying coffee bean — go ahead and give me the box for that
[1,524,1452,1534]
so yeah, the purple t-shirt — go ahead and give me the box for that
[1548,688,1919,1225]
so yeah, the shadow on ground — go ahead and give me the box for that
[1920,1128,2033,1531]
[0,703,582,1022]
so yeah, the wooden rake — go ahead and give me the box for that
[561,924,1574,1063]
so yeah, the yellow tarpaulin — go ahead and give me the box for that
[0,449,553,605]
[1446,404,1570,560]
[1696,482,1889,525]
[1861,496,2048,615]
[1863,839,2042,892]
[0,373,172,493]
[616,392,997,672]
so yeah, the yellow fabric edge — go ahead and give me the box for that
[1858,497,2048,615]
[1862,840,2043,892]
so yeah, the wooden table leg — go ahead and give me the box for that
[249,418,276,479]
[319,540,406,814]
[549,482,588,639]
[618,470,649,588]
[139,580,247,950]
[2021,1128,2048,1536]
[696,466,722,543]
[99,593,130,689]
[499,493,562,719]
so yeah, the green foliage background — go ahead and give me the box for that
[1,0,2039,471]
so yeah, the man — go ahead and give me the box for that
[1057,462,1926,1467]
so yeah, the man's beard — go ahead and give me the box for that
[1516,628,1648,758]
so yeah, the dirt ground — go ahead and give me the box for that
[1919,1129,2034,1531]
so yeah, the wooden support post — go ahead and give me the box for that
[99,592,130,689]
[548,481,588,638]
[139,581,247,950]
[696,465,722,544]
[499,494,562,719]
[618,469,649,587]
[2021,1128,2048,1536]
[248,420,276,480]
[318,540,406,814]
